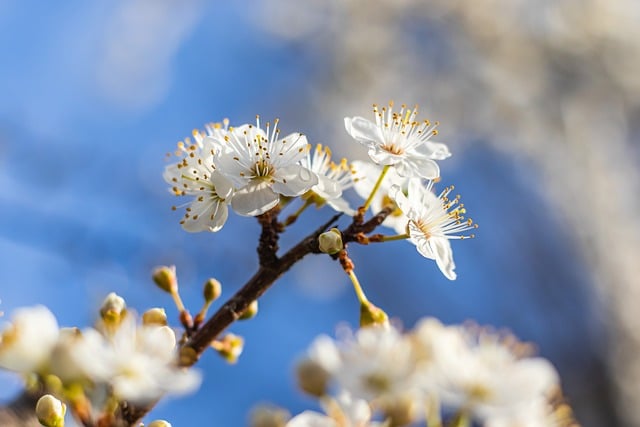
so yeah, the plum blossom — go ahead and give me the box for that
[214,117,318,216]
[390,180,477,280]
[345,103,450,179]
[164,122,234,232]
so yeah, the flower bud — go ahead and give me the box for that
[250,405,290,427]
[142,308,168,326]
[147,421,172,427]
[296,358,330,397]
[203,278,222,303]
[153,266,177,294]
[99,293,126,326]
[212,333,244,364]
[239,300,258,320]
[318,228,343,254]
[36,394,66,427]
[360,301,389,328]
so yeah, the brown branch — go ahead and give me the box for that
[0,390,42,427]
[183,212,341,359]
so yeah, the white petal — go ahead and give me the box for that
[272,165,318,197]
[231,181,279,216]
[367,146,400,165]
[399,157,440,179]
[413,140,452,160]
[389,185,412,216]
[182,200,228,233]
[428,237,456,280]
[344,116,384,146]
[326,197,356,216]
[216,149,251,187]
[210,171,234,199]
[313,175,341,200]
[287,411,337,427]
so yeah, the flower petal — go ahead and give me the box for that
[428,237,456,280]
[344,116,384,146]
[400,157,440,180]
[272,165,318,197]
[231,181,279,216]
[413,140,452,160]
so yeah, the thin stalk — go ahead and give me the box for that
[361,165,390,212]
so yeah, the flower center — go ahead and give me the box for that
[251,159,274,179]
[381,143,405,155]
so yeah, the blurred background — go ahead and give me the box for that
[1,1,639,425]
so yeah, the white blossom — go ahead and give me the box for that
[345,103,450,179]
[0,305,59,373]
[425,327,560,423]
[301,144,357,215]
[390,180,477,280]
[352,160,411,233]
[287,393,381,427]
[102,314,200,403]
[163,123,234,232]
[214,118,318,216]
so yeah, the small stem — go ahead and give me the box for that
[170,291,186,313]
[284,198,313,226]
[361,165,390,212]
[347,270,368,304]
[447,410,470,427]
[367,233,410,243]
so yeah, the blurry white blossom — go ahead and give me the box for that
[0,305,58,373]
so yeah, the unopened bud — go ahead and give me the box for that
[212,333,244,364]
[36,394,66,427]
[147,421,172,427]
[203,278,222,303]
[239,300,258,320]
[382,396,419,427]
[250,405,290,427]
[142,308,168,326]
[99,293,126,326]
[296,358,330,397]
[153,266,177,294]
[318,228,343,254]
[360,301,389,328]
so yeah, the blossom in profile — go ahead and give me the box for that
[214,117,318,216]
[390,180,477,280]
[345,103,450,179]
[0,305,59,373]
[164,123,234,232]
[301,144,357,215]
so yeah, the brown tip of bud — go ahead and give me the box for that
[152,266,177,294]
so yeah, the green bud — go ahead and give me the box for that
[36,394,66,427]
[203,278,222,303]
[142,308,167,326]
[152,266,177,294]
[318,228,344,254]
[239,300,258,320]
[99,292,126,327]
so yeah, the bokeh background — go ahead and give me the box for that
[1,1,639,426]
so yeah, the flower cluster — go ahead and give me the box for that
[0,294,200,425]
[165,102,477,280]
[288,320,574,427]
